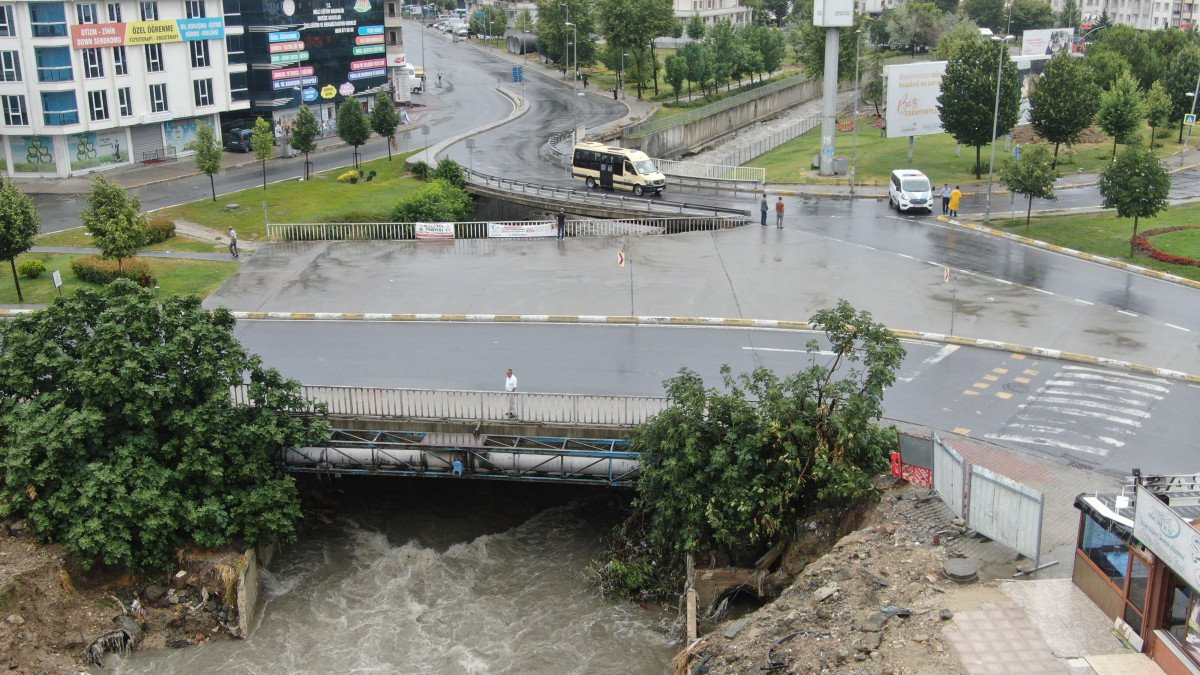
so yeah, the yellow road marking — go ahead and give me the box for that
[995,391,1013,400]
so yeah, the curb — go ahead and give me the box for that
[935,215,1200,291]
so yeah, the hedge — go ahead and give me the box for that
[70,255,156,287]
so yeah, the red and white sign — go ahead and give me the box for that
[356,34,385,45]
[487,221,555,238]
[391,53,407,65]
[351,58,387,71]
[415,222,455,239]
[71,22,127,48]
[269,40,305,53]
[271,66,315,80]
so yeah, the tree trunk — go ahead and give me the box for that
[1026,194,1034,225]
[1149,125,1156,148]
[1112,137,1117,160]
[1051,142,1060,169]
[386,136,393,161]
[261,159,267,190]
[9,258,23,304]
[1179,117,1186,143]
[651,43,659,96]
[975,145,983,179]
[1130,214,1140,257]
[209,174,216,202]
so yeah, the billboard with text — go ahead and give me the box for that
[884,61,947,138]
[1021,28,1074,57]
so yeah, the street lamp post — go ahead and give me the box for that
[984,34,1014,224]
[620,51,628,100]
[561,2,570,79]
[565,21,578,89]
[1182,71,1200,166]
[850,29,862,196]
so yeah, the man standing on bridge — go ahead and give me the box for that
[775,197,785,228]
[759,194,768,226]
[557,210,566,240]
[505,368,519,418]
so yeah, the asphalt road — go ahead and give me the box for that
[232,320,1200,478]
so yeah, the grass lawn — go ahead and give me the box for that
[3,252,239,305]
[158,151,423,240]
[993,204,1200,283]
[748,124,1177,185]
[35,228,221,254]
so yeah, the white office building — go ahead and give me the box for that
[0,0,248,177]
[1048,0,1183,29]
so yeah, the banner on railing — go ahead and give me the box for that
[415,222,454,239]
[488,221,554,238]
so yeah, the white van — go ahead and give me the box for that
[571,142,667,196]
[888,169,933,213]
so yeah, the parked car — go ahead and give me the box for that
[226,128,252,153]
[888,169,933,214]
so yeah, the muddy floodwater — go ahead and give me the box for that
[112,479,676,674]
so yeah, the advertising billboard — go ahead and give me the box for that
[1134,486,1200,590]
[812,0,854,27]
[68,130,128,172]
[1013,55,1051,125]
[1020,28,1074,57]
[884,61,948,138]
[70,17,225,49]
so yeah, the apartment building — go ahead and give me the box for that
[0,0,248,177]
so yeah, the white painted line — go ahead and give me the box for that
[897,344,959,383]
[1165,323,1191,332]
[1061,365,1171,386]
[1026,396,1151,418]
[1076,299,1094,305]
[742,346,837,356]
[984,433,1111,456]
[1044,379,1165,399]
[1117,309,1138,317]
[1016,404,1143,427]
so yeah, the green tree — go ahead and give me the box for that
[1088,25,1154,89]
[1009,0,1055,35]
[665,54,688,101]
[431,157,467,188]
[1098,144,1171,256]
[1098,72,1144,158]
[628,301,904,579]
[188,122,223,202]
[1165,46,1200,142]
[1028,52,1100,167]
[390,179,474,222]
[861,51,885,116]
[744,23,785,78]
[934,0,960,12]
[761,0,788,24]
[886,2,952,58]
[469,5,507,38]
[0,280,329,571]
[937,39,1021,178]
[1056,0,1079,27]
[1085,50,1131,91]
[515,8,534,33]
[685,12,705,40]
[597,0,676,98]
[370,90,400,161]
[998,144,1058,224]
[793,8,877,79]
[79,176,146,272]
[1143,80,1173,148]
[251,116,274,190]
[962,0,1005,32]
[291,104,320,180]
[337,98,371,169]
[934,20,988,61]
[534,0,597,74]
[0,179,41,303]
[679,41,710,96]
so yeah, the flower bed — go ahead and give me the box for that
[1130,226,1200,267]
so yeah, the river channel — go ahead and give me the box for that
[113,479,675,674]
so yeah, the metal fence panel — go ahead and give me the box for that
[623,74,813,138]
[653,159,766,184]
[898,432,933,469]
[267,217,747,242]
[932,433,966,519]
[968,464,1044,567]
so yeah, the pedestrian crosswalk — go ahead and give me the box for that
[984,365,1170,458]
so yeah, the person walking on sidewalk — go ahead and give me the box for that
[775,197,785,228]
[948,186,962,218]
[940,184,951,215]
[556,210,566,240]
[228,228,239,259]
[505,368,519,419]
[760,195,768,226]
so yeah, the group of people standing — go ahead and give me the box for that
[940,184,962,218]
[759,195,786,228]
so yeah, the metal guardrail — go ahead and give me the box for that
[266,216,745,241]
[709,90,860,169]
[233,385,671,427]
[623,74,812,139]
[654,159,766,185]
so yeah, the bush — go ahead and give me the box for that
[71,255,155,287]
[432,158,467,188]
[390,179,475,222]
[145,217,175,244]
[17,259,45,279]
[336,170,359,184]
[410,160,432,181]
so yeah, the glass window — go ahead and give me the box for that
[0,51,20,82]
[225,33,244,64]
[1081,514,1129,588]
[148,82,167,112]
[1,94,27,125]
[1128,555,1150,609]
[222,0,240,15]
[1186,595,1200,664]
[82,48,104,78]
[0,5,13,37]
[190,40,210,68]
[76,3,98,24]
[1165,576,1193,644]
[228,70,247,102]
[29,3,68,37]
[106,2,122,22]
[193,77,212,106]
[113,46,127,75]
[117,86,132,116]
[185,0,205,18]
[88,90,109,120]
[34,47,73,83]
[138,1,157,21]
[41,90,79,125]
[144,43,163,72]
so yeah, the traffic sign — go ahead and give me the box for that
[1186,113,1197,126]
[512,66,523,83]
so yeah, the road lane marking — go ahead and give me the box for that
[742,346,837,356]
[984,434,1113,456]
[896,344,959,383]
[1165,323,1191,332]
[1117,310,1139,317]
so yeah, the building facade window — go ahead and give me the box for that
[148,82,167,112]
[41,90,79,125]
[34,47,73,83]
[1,94,27,125]
[228,70,247,102]
[1080,514,1129,588]
[185,0,205,18]
[113,45,127,75]
[29,3,68,38]
[0,5,13,37]
[118,86,132,116]
[0,50,20,82]
[138,0,157,21]
[144,43,163,72]
[106,2,122,22]
[193,77,212,106]
[190,40,210,68]
[82,48,104,78]
[76,3,98,24]
[225,33,244,64]
[222,0,240,16]
[87,89,109,120]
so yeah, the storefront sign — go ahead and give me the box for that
[272,66,315,80]
[348,68,385,81]
[1021,28,1074,56]
[270,40,306,53]
[320,85,337,99]
[884,61,948,139]
[353,44,386,55]
[271,51,311,64]
[356,34,385,45]
[273,76,319,90]
[358,25,384,35]
[71,17,225,48]
[1134,485,1200,589]
[302,87,318,102]
[488,222,555,238]
[351,58,386,71]
[269,30,302,43]
[415,222,455,239]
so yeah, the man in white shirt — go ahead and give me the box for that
[228,228,239,259]
[505,368,518,418]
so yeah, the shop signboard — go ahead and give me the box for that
[488,222,555,238]
[1134,485,1200,589]
[348,68,385,81]
[70,17,224,48]
[1021,28,1074,56]
[272,51,310,64]
[302,87,319,102]
[353,44,386,55]
[813,0,854,27]
[884,61,947,138]
[269,31,302,43]
[415,222,455,239]
[273,76,319,90]
[272,66,315,80]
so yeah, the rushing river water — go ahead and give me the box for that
[113,479,676,674]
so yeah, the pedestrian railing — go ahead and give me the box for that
[653,159,766,185]
[709,90,860,169]
[232,384,671,427]
[623,74,813,139]
[265,215,745,242]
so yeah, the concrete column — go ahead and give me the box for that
[819,27,841,176]
[686,588,698,641]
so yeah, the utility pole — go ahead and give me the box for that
[813,0,852,176]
